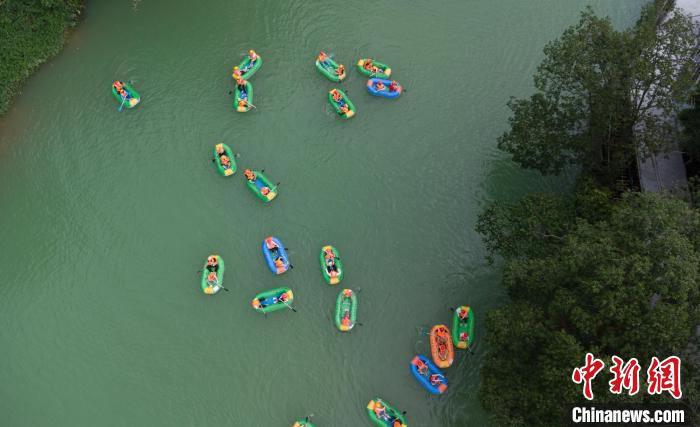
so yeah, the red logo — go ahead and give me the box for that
[608,356,640,396]
[572,353,605,400]
[647,356,682,399]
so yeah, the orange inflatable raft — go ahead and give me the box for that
[430,324,454,369]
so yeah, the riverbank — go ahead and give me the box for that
[0,0,84,116]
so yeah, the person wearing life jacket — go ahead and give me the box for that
[437,343,448,359]
[206,271,218,286]
[429,374,442,385]
[389,80,399,92]
[232,66,241,80]
[249,49,258,62]
[113,80,124,91]
[375,80,386,91]
[374,403,388,420]
[220,155,231,169]
[459,331,469,343]
[206,256,219,273]
[236,77,247,91]
[265,237,278,250]
[244,169,256,181]
[392,419,402,427]
[459,306,470,321]
[339,104,350,115]
[331,89,342,103]
[274,257,285,270]
[415,359,429,375]
[336,64,345,76]
[237,99,248,110]
[363,59,373,71]
[317,51,328,65]
[260,187,271,196]
[343,289,352,298]
[278,292,288,303]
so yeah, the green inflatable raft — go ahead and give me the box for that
[328,89,355,119]
[200,255,225,295]
[356,58,392,79]
[111,81,140,109]
[452,305,475,350]
[320,245,343,285]
[335,289,357,332]
[213,143,236,176]
[234,80,253,112]
[251,287,294,313]
[292,420,315,427]
[366,398,407,427]
[245,170,278,202]
[235,50,262,80]
[316,56,346,82]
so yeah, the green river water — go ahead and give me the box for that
[0,1,644,425]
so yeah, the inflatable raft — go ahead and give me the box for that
[251,287,294,313]
[328,89,355,119]
[357,58,392,79]
[112,81,140,109]
[234,80,253,112]
[213,143,236,176]
[320,245,343,285]
[410,355,448,395]
[236,51,262,80]
[316,55,346,82]
[335,289,357,332]
[245,170,277,202]
[262,236,290,275]
[430,325,454,368]
[200,255,225,295]
[366,398,407,427]
[452,305,475,350]
[367,78,402,99]
[292,421,315,427]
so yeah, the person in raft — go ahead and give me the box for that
[415,358,429,376]
[246,50,258,66]
[389,80,399,92]
[236,77,247,91]
[317,51,329,66]
[375,80,386,91]
[331,89,343,103]
[220,155,231,169]
[113,81,129,99]
[430,374,443,386]
[341,310,352,328]
[437,342,448,359]
[363,60,380,75]
[206,271,218,286]
[459,306,470,321]
[206,256,219,273]
[243,169,256,181]
[339,104,350,115]
[232,66,241,80]
[274,257,285,270]
[373,402,389,420]
[336,64,345,77]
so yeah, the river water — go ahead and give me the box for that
[0,1,643,425]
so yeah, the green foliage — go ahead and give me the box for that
[0,0,83,115]
[497,5,698,185]
[679,87,700,162]
[478,191,700,425]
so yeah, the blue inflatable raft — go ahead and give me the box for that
[410,355,448,394]
[261,236,290,275]
[366,78,402,99]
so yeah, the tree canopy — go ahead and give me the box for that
[497,4,698,185]
[477,189,700,425]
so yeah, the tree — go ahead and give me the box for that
[497,5,698,185]
[679,87,700,162]
[477,191,700,426]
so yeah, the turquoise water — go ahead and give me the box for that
[0,1,643,425]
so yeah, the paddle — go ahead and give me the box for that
[118,93,128,112]
[281,299,297,312]
[305,413,314,422]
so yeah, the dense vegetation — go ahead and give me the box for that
[478,3,700,425]
[0,0,83,115]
